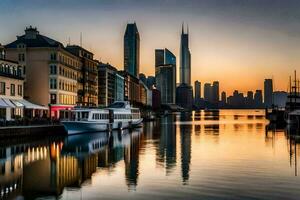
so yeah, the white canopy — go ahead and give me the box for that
[0,98,12,108]
[15,99,48,110]
[0,98,48,110]
[2,98,16,108]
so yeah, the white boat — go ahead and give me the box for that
[60,101,143,134]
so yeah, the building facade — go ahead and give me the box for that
[5,27,82,118]
[124,23,140,78]
[98,62,120,107]
[66,45,98,107]
[155,48,176,104]
[0,59,24,120]
[176,83,193,110]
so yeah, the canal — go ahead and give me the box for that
[1,109,300,200]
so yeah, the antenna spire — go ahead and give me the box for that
[182,22,184,34]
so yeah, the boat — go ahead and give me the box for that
[60,101,143,134]
[284,71,300,125]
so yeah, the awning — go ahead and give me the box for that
[10,99,24,108]
[0,98,12,108]
[16,99,48,110]
[2,98,16,108]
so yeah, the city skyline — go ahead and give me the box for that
[0,0,299,94]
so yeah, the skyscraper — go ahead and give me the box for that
[155,48,176,104]
[180,24,191,86]
[212,81,219,103]
[194,81,201,100]
[221,91,227,104]
[254,90,263,107]
[264,79,273,108]
[124,23,140,77]
[204,83,213,103]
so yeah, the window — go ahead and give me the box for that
[18,85,22,96]
[18,53,25,62]
[50,78,57,89]
[50,65,57,74]
[10,84,15,96]
[0,82,5,95]
[50,53,57,61]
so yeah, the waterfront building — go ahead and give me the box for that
[124,23,140,78]
[264,79,273,108]
[0,58,24,120]
[204,83,213,103]
[194,81,201,100]
[180,24,191,85]
[98,62,122,107]
[120,71,141,106]
[65,45,98,107]
[115,73,125,102]
[221,91,226,104]
[155,48,176,104]
[5,26,81,118]
[212,81,219,103]
[246,91,254,107]
[254,90,263,107]
[176,83,193,110]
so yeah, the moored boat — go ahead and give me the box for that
[60,101,143,134]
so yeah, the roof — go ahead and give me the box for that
[5,33,63,48]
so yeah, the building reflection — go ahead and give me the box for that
[156,115,177,175]
[179,112,192,184]
[203,110,220,121]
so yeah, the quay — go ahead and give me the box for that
[0,124,67,138]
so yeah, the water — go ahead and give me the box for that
[1,110,300,200]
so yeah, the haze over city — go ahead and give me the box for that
[1,0,299,94]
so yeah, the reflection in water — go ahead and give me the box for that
[157,115,177,175]
[180,113,192,184]
[1,110,300,200]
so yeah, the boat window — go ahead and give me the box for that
[82,112,89,119]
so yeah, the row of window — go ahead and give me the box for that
[92,113,109,120]
[49,78,77,92]
[49,65,79,81]
[0,63,22,77]
[0,82,22,96]
[59,94,76,105]
[50,52,81,68]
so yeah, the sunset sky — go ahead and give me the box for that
[0,0,299,95]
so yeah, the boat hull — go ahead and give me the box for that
[62,119,143,135]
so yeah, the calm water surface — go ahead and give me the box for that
[1,110,300,200]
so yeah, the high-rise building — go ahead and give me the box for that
[264,79,273,108]
[155,48,176,104]
[254,90,263,107]
[204,83,213,102]
[212,81,219,103]
[124,23,140,77]
[194,81,201,100]
[221,91,226,104]
[180,24,191,86]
